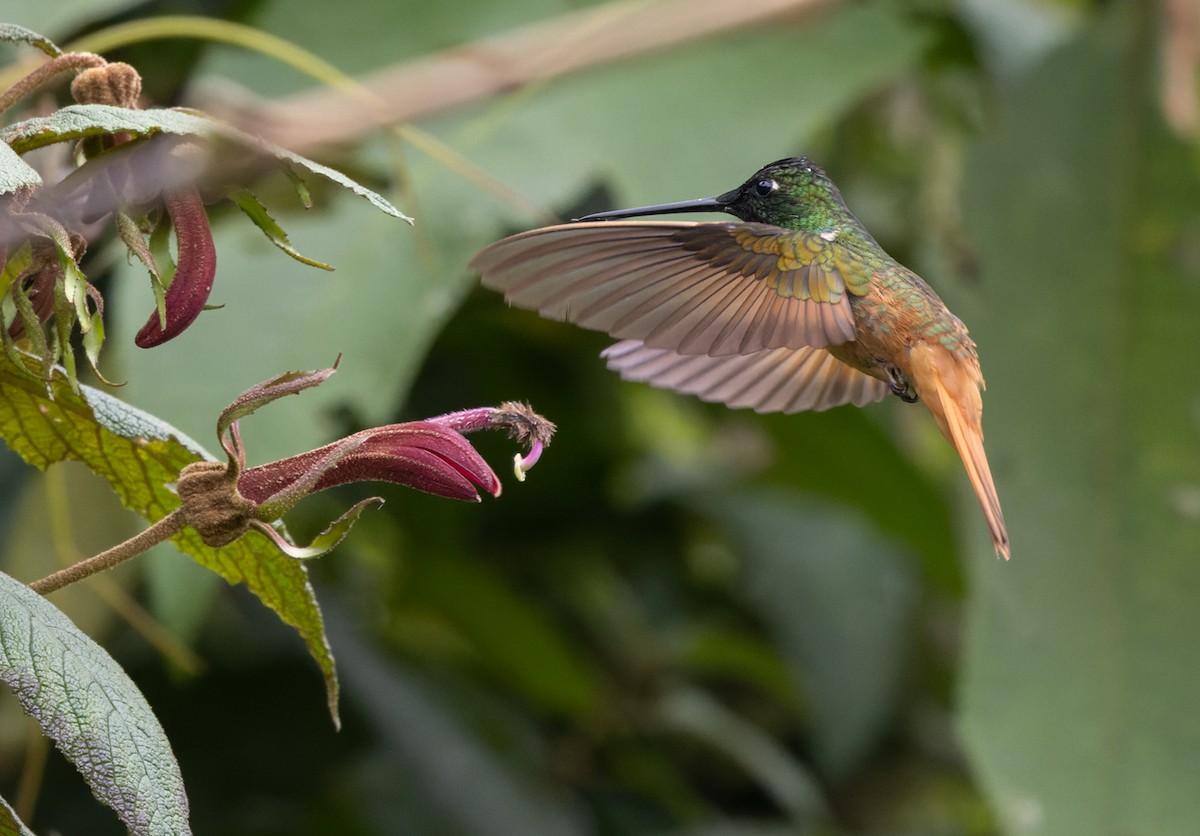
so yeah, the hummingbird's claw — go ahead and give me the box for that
[887,367,920,403]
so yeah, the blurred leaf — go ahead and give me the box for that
[705,487,918,778]
[676,824,804,836]
[465,0,932,213]
[405,550,603,718]
[758,407,961,589]
[142,538,219,646]
[958,5,1200,834]
[0,793,34,836]
[0,570,190,834]
[0,2,138,39]
[657,685,828,824]
[2,104,409,220]
[193,0,567,100]
[0,353,340,724]
[683,625,801,707]
[328,605,589,836]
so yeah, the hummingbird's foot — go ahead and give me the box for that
[887,367,920,403]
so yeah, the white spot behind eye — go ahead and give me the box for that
[819,231,837,242]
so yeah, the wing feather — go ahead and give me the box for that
[471,221,870,355]
[601,340,890,414]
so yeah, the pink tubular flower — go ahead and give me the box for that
[240,417,504,507]
[174,361,554,557]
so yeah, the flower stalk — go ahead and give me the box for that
[30,510,186,595]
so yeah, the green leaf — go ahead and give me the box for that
[704,488,918,779]
[0,570,190,834]
[0,22,60,56]
[0,104,411,222]
[0,353,341,725]
[0,142,41,193]
[0,793,35,836]
[229,188,335,270]
[957,6,1200,834]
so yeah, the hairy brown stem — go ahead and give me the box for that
[29,508,187,595]
[0,52,106,115]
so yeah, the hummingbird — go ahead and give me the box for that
[471,158,1009,559]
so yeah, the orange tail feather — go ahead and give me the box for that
[909,343,1010,559]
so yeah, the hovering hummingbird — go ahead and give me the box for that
[471,158,1009,559]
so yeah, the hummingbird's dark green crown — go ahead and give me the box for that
[715,157,852,232]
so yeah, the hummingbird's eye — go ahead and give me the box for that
[753,179,778,197]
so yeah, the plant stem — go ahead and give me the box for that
[0,52,106,115]
[29,509,187,595]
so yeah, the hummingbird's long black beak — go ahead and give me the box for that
[574,188,740,222]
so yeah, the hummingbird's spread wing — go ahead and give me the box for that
[602,340,889,413]
[471,222,869,355]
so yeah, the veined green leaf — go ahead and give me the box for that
[0,571,190,834]
[0,352,341,725]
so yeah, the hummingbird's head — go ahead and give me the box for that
[574,157,848,230]
[712,157,840,227]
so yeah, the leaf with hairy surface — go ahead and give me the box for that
[0,570,190,834]
[0,352,341,724]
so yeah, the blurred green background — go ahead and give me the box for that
[2,0,1199,833]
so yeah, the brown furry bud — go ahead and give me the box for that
[70,62,142,108]
[177,461,255,547]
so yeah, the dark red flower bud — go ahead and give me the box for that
[134,188,216,347]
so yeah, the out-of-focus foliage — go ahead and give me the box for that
[0,0,1197,834]
[958,5,1200,834]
